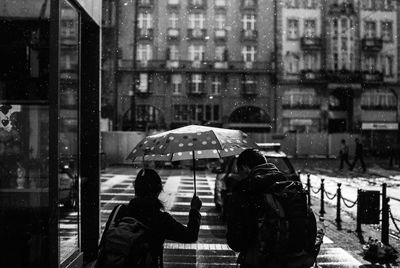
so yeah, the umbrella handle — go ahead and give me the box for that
[192,150,196,196]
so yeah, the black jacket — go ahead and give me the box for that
[104,197,201,267]
[226,163,286,253]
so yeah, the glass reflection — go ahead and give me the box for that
[59,0,80,263]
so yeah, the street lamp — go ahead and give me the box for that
[130,0,139,130]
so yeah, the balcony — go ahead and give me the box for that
[136,89,153,97]
[300,37,322,50]
[362,38,383,52]
[166,60,180,69]
[241,0,257,10]
[187,28,207,40]
[241,30,257,42]
[188,83,206,96]
[300,70,326,82]
[326,70,362,83]
[138,28,154,40]
[329,2,356,16]
[362,71,383,83]
[241,83,258,97]
[138,0,154,9]
[188,0,206,10]
[167,0,180,8]
[214,29,227,41]
[214,61,228,69]
[167,28,180,40]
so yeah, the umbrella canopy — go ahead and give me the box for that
[127,125,258,161]
[126,125,259,194]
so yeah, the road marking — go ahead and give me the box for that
[164,243,231,251]
[101,200,129,204]
[101,192,134,196]
[170,211,219,217]
[173,202,215,207]
[176,193,213,199]
[200,225,226,230]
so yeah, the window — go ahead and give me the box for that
[361,89,397,109]
[303,53,317,70]
[192,0,204,5]
[332,18,338,37]
[171,74,182,94]
[215,0,226,7]
[287,19,299,39]
[382,55,394,77]
[304,19,316,38]
[137,44,152,61]
[189,13,205,29]
[243,0,256,7]
[381,21,393,42]
[242,14,256,30]
[215,14,226,29]
[191,74,204,93]
[215,46,227,61]
[138,13,152,29]
[173,105,189,121]
[282,88,320,109]
[305,0,315,8]
[188,45,205,61]
[168,45,179,60]
[383,0,393,9]
[173,105,219,122]
[285,52,299,74]
[242,46,256,62]
[365,21,376,38]
[211,76,222,95]
[168,0,179,5]
[168,13,179,28]
[138,73,149,93]
[364,55,376,72]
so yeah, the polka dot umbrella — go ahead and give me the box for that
[127,125,259,194]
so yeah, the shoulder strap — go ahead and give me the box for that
[98,204,124,249]
[265,194,285,218]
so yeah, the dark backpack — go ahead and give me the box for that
[256,181,320,268]
[95,205,156,268]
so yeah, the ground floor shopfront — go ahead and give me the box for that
[276,83,400,154]
[0,1,101,267]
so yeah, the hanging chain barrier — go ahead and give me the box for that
[341,196,358,208]
[311,186,321,194]
[324,190,337,200]
[389,207,400,233]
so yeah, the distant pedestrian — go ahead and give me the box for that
[226,149,322,268]
[339,139,351,170]
[96,168,202,268]
[351,138,366,172]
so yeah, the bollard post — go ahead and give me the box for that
[381,183,389,245]
[356,189,362,233]
[307,173,311,206]
[336,183,342,230]
[319,179,325,216]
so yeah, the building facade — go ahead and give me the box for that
[102,0,400,151]
[276,0,400,152]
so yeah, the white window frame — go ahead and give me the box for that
[191,74,204,93]
[168,0,179,5]
[303,53,316,70]
[285,52,300,74]
[241,46,256,62]
[304,19,316,38]
[215,0,226,7]
[381,21,393,42]
[287,19,299,39]
[171,74,182,95]
[137,44,152,61]
[188,45,205,61]
[215,14,226,29]
[138,73,149,93]
[382,55,394,77]
[211,76,222,95]
[242,14,256,30]
[138,13,152,29]
[364,21,376,38]
[215,46,226,61]
[168,13,179,28]
[168,45,179,60]
[189,13,205,29]
[364,55,376,72]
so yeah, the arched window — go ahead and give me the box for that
[361,89,397,110]
[282,88,320,109]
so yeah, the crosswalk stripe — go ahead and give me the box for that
[174,202,215,207]
[164,243,231,251]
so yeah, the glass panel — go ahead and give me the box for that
[0,0,50,266]
[59,0,80,263]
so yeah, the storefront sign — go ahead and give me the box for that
[362,123,399,130]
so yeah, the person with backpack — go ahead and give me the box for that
[96,168,202,268]
[226,149,322,268]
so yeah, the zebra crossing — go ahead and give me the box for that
[95,168,363,267]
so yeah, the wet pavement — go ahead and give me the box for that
[99,167,365,267]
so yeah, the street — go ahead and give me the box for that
[99,166,364,267]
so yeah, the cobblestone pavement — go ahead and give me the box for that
[99,167,375,267]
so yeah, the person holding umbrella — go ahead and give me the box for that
[100,168,202,267]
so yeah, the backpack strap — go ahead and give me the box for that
[99,204,124,249]
[265,194,285,218]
